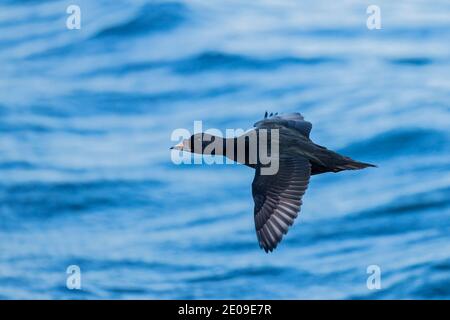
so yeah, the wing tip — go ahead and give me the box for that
[260,242,276,253]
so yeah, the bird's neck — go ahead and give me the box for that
[201,135,254,167]
[199,135,234,157]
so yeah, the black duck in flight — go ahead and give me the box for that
[171,112,375,252]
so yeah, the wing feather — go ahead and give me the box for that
[252,157,311,252]
[254,112,312,138]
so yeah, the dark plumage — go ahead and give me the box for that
[171,112,375,252]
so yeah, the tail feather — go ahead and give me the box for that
[310,143,376,174]
[335,158,376,171]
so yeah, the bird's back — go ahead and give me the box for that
[254,113,375,174]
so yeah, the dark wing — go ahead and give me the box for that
[254,112,312,138]
[252,157,311,252]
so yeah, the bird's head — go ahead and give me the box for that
[170,133,217,154]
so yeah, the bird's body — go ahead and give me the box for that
[172,112,375,252]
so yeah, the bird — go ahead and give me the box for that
[171,112,376,252]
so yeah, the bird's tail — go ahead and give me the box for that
[310,143,376,174]
[334,157,376,171]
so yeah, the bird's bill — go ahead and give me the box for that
[170,141,184,151]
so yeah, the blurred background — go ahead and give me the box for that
[0,0,450,299]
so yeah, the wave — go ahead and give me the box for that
[388,57,434,66]
[23,2,188,60]
[6,86,244,119]
[186,265,306,283]
[0,179,164,221]
[81,51,342,78]
[340,128,450,160]
[289,25,450,41]
[93,2,188,39]
[352,185,450,219]
[173,51,343,74]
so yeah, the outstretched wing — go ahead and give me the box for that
[252,157,311,252]
[254,112,312,138]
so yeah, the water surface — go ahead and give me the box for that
[0,0,450,299]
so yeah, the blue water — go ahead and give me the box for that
[1,0,450,299]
